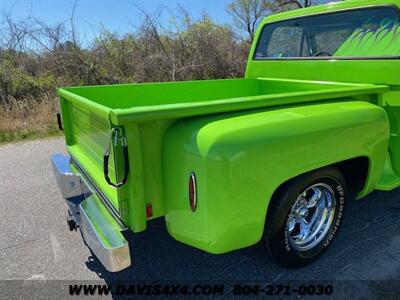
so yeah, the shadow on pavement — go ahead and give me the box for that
[85,189,400,298]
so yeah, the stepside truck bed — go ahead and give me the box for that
[58,77,387,233]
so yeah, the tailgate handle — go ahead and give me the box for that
[103,128,129,188]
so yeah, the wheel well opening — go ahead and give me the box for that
[335,156,369,196]
[264,157,369,246]
[269,156,369,208]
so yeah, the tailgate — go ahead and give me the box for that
[58,92,120,213]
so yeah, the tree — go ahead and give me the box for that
[273,0,319,10]
[226,0,271,43]
[276,0,311,9]
[226,0,328,42]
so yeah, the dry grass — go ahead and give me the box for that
[0,95,62,144]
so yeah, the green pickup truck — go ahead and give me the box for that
[52,0,400,272]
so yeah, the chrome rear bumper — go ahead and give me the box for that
[51,153,131,272]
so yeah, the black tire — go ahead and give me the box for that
[263,166,347,268]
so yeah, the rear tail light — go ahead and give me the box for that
[189,172,197,212]
[146,203,153,218]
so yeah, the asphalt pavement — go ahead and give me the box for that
[0,137,400,299]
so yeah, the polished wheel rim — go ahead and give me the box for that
[287,183,336,251]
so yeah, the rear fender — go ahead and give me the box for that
[163,100,389,253]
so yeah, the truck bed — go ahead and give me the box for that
[57,77,388,231]
[59,77,387,123]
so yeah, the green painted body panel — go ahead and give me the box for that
[57,0,400,254]
[58,78,387,231]
[163,101,388,252]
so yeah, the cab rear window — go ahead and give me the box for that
[254,6,400,59]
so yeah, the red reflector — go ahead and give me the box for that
[146,203,153,218]
[189,172,197,212]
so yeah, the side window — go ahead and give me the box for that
[267,27,304,57]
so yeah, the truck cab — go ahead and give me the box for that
[52,0,400,271]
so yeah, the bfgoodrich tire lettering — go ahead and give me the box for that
[263,167,347,268]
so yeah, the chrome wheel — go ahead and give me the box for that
[286,183,336,252]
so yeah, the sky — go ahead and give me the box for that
[0,0,234,42]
